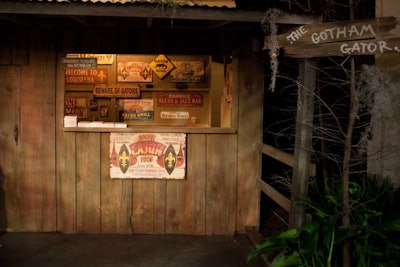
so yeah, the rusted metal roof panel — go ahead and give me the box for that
[26,0,236,8]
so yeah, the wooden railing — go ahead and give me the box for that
[257,143,316,212]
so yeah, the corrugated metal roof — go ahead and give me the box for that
[27,0,236,8]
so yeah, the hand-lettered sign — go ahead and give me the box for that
[265,16,400,58]
[65,68,108,84]
[93,84,141,98]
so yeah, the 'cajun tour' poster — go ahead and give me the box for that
[110,133,186,179]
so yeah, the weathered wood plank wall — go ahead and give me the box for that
[0,29,57,231]
[0,27,263,235]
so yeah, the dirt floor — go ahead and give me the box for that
[0,232,266,267]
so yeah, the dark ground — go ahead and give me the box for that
[0,232,266,267]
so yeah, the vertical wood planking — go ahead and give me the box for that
[166,134,206,235]
[0,66,22,230]
[205,134,237,234]
[19,30,56,231]
[100,133,133,234]
[235,47,264,232]
[76,133,101,233]
[153,180,166,234]
[56,53,77,233]
[131,180,155,233]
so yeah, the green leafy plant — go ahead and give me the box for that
[248,176,400,267]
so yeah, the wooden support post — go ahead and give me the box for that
[289,59,316,228]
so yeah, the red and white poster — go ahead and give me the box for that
[110,133,186,179]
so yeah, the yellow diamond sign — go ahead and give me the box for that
[149,54,175,79]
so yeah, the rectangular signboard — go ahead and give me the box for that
[270,16,398,48]
[65,68,108,84]
[93,84,141,98]
[157,93,203,107]
[62,58,97,69]
[110,133,186,179]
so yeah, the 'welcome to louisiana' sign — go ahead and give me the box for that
[110,133,186,179]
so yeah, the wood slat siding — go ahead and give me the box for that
[205,134,237,234]
[0,66,22,230]
[235,47,263,232]
[100,133,133,234]
[166,134,206,235]
[76,133,101,233]
[56,54,77,233]
[1,27,262,234]
[19,30,56,231]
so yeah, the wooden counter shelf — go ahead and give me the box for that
[63,126,236,134]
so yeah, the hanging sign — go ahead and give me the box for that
[265,16,400,58]
[110,133,186,179]
[149,54,175,79]
[65,68,108,84]
[93,84,141,98]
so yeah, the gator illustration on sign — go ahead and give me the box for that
[149,54,175,79]
[110,133,186,179]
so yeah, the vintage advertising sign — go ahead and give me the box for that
[65,68,108,84]
[93,84,141,98]
[117,61,152,82]
[157,93,203,107]
[266,16,400,58]
[65,97,87,118]
[149,54,175,79]
[66,54,115,65]
[119,99,154,121]
[160,111,190,120]
[110,133,186,179]
[170,61,205,82]
[62,58,97,69]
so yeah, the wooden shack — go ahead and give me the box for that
[0,0,320,235]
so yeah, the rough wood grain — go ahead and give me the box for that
[166,134,206,235]
[76,133,101,233]
[205,134,237,234]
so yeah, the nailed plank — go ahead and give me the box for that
[56,54,77,233]
[274,16,398,48]
[131,180,155,233]
[257,179,290,212]
[0,66,22,230]
[100,133,133,234]
[166,134,206,234]
[283,37,400,58]
[258,143,316,177]
[19,31,56,231]
[236,47,263,232]
[289,59,316,228]
[205,134,237,234]
[76,132,101,233]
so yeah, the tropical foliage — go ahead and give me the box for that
[248,176,400,267]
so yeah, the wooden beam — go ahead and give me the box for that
[0,2,321,24]
[257,179,291,212]
[258,143,316,176]
[289,59,316,228]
